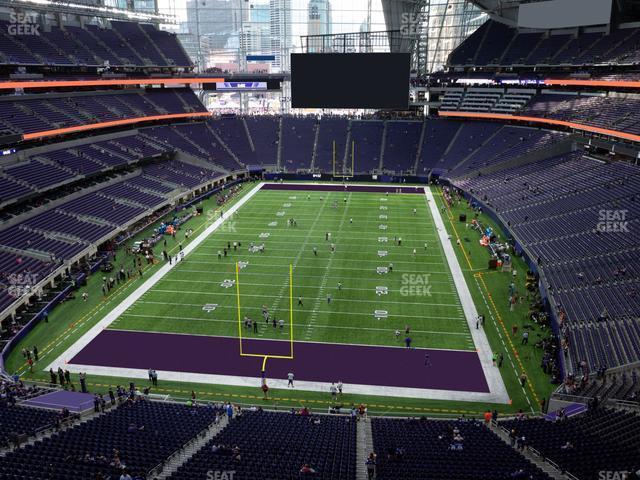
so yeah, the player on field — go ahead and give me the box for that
[298,296,303,306]
[337,282,343,291]
[330,243,335,253]
[313,246,318,256]
[278,319,285,331]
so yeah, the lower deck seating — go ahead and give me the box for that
[0,399,217,480]
[372,417,550,479]
[500,408,640,480]
[171,410,357,480]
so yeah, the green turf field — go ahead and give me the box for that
[112,189,475,352]
[6,182,556,417]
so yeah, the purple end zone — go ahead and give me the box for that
[70,331,489,393]
[21,391,95,413]
[261,183,424,194]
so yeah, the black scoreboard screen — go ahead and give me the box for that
[291,53,410,109]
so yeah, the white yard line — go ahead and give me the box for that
[190,253,448,265]
[112,315,470,337]
[174,268,457,286]
[46,182,266,371]
[125,308,465,323]
[144,289,464,308]
[159,279,460,296]
[424,187,509,403]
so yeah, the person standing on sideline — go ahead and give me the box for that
[337,381,343,396]
[405,336,412,349]
[261,380,269,400]
[287,372,294,388]
[330,383,337,401]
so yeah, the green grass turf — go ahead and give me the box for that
[5,182,556,417]
[112,189,474,352]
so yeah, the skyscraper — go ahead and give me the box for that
[269,0,291,71]
[240,2,271,57]
[307,0,331,52]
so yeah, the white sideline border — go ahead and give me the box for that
[48,182,509,404]
[424,187,508,404]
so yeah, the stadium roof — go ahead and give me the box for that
[468,0,640,24]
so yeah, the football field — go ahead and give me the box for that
[50,182,507,402]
